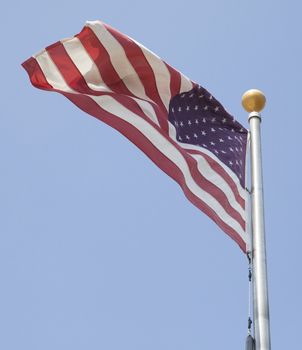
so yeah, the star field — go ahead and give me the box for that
[168,85,248,186]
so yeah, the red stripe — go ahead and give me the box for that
[23,54,246,231]
[188,159,245,230]
[165,62,181,99]
[187,149,245,209]
[22,57,53,90]
[104,23,169,133]
[46,41,99,95]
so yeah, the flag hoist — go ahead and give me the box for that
[242,89,271,350]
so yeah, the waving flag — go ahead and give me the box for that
[22,21,249,252]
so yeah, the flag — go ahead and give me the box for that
[22,20,249,252]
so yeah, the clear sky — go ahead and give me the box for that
[1,1,301,349]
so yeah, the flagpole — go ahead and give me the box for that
[242,89,271,350]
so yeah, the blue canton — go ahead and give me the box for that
[168,85,248,187]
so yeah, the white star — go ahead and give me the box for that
[186,106,190,111]
[178,107,182,112]
[188,120,192,125]
[229,147,234,152]
[202,118,206,123]
[180,121,184,127]
[189,93,194,98]
[193,133,198,138]
[202,143,208,148]
[194,105,199,110]
[228,136,233,140]
[221,150,227,154]
[214,149,219,154]
[186,135,190,140]
[211,117,216,122]
[210,141,216,146]
[181,93,186,98]
[222,118,227,123]
[178,136,182,141]
[209,95,213,100]
[239,174,242,179]
[175,121,178,127]
[240,147,243,152]
[204,105,208,110]
[195,119,199,124]
[211,127,216,132]
[201,130,206,136]
[172,107,174,113]
[236,160,239,165]
[240,128,244,132]
[199,94,204,98]
[229,161,233,165]
[219,138,224,142]
[231,128,235,132]
[215,106,219,112]
[235,147,239,152]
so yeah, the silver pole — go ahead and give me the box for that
[242,90,271,350]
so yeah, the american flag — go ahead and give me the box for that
[22,20,248,252]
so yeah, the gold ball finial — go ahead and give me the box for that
[242,89,266,113]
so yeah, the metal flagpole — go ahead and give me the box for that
[242,89,271,350]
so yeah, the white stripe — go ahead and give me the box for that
[191,153,246,218]
[86,21,153,104]
[36,51,247,245]
[91,95,247,243]
[135,42,171,111]
[62,37,112,93]
[180,73,193,93]
[131,98,160,126]
[168,122,246,219]
[35,50,74,93]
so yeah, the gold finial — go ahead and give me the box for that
[242,89,266,113]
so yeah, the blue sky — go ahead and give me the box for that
[1,1,301,349]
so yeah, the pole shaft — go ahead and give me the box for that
[249,112,271,350]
